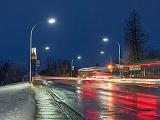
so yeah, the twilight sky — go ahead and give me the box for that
[0,0,160,67]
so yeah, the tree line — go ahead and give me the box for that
[0,61,26,85]
[39,57,79,77]
[0,58,79,85]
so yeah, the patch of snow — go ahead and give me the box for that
[0,82,35,120]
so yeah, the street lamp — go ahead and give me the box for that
[29,18,56,84]
[103,37,109,42]
[77,56,82,60]
[102,37,121,78]
[100,51,105,55]
[71,55,82,77]
[45,46,50,50]
[48,18,56,24]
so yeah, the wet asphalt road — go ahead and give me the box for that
[47,80,160,120]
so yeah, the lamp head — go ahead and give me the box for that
[103,37,109,42]
[48,18,56,24]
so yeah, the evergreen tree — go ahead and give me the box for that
[124,9,147,64]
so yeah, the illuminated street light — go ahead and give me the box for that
[48,18,56,24]
[29,18,56,84]
[107,64,113,73]
[100,51,104,55]
[45,46,50,50]
[107,64,113,69]
[71,55,82,77]
[77,56,82,60]
[102,37,109,42]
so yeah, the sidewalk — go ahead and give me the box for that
[0,82,35,120]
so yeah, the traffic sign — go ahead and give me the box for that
[129,66,141,71]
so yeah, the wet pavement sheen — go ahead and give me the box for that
[49,80,160,120]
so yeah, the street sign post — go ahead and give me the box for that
[31,48,37,60]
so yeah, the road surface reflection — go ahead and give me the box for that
[76,80,160,120]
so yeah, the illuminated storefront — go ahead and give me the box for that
[123,60,160,78]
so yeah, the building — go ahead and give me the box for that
[122,60,160,78]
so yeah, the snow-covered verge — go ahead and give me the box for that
[0,82,35,120]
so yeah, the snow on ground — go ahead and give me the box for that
[0,82,35,120]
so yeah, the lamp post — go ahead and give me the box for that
[71,59,74,77]
[102,37,121,78]
[29,18,56,84]
[116,41,121,78]
[71,56,82,77]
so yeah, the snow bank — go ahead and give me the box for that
[0,82,35,120]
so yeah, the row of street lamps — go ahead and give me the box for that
[70,37,121,77]
[102,37,121,77]
[29,18,121,83]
